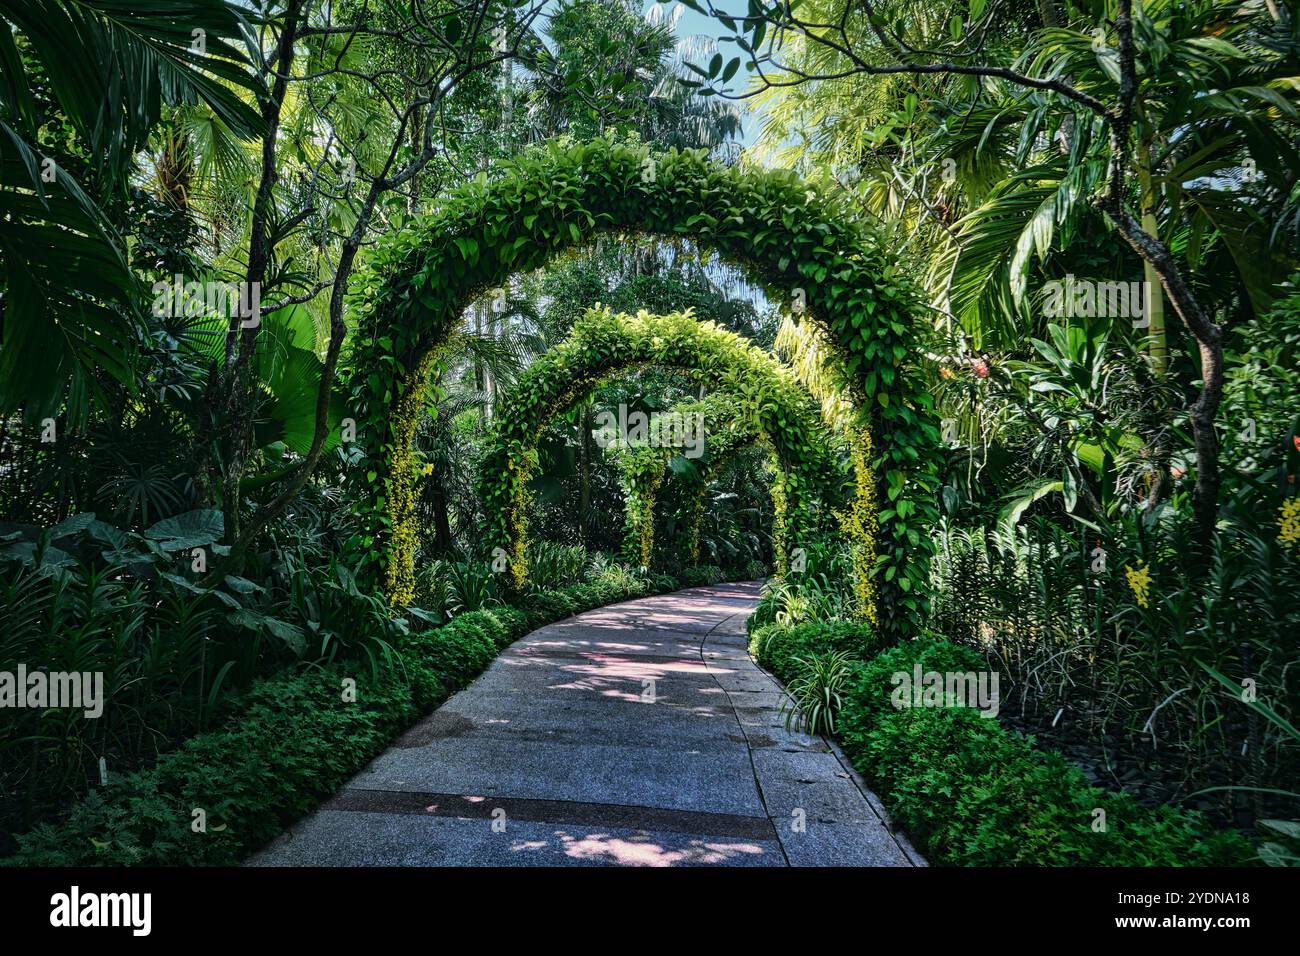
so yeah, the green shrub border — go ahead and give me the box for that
[4,575,698,866]
[750,621,1254,866]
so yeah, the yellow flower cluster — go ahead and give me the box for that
[384,351,441,607]
[769,475,790,576]
[1278,498,1300,549]
[1125,562,1152,609]
[834,426,879,627]
[509,481,531,589]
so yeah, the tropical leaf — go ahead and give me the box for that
[257,342,344,456]
[0,0,264,420]
[0,0,262,177]
[997,478,1064,539]
[143,508,224,550]
[0,154,140,421]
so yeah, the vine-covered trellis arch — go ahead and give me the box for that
[674,411,771,568]
[477,307,840,587]
[343,138,937,638]
[614,390,844,573]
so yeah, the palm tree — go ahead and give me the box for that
[0,0,262,422]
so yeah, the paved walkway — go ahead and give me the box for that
[249,582,923,867]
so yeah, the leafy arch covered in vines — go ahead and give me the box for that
[611,389,845,573]
[343,137,937,637]
[477,307,840,587]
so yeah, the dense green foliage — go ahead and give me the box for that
[752,620,1252,866]
[4,0,1297,870]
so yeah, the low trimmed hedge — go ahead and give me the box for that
[751,622,1253,866]
[672,561,766,588]
[750,619,877,677]
[678,564,723,588]
[5,577,675,866]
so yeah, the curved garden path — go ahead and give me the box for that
[249,583,924,867]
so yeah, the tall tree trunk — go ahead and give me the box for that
[475,300,487,425]
[407,107,423,216]
[1135,135,1167,376]
[1134,135,1172,508]
[213,238,358,574]
[431,474,453,555]
[221,0,305,548]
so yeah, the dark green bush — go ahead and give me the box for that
[408,618,496,689]
[521,589,574,628]
[754,623,1252,867]
[647,572,679,594]
[592,578,623,605]
[490,606,530,644]
[566,582,602,610]
[679,564,724,587]
[750,619,877,676]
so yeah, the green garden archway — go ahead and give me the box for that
[343,138,938,638]
[615,390,836,573]
[678,430,767,568]
[477,307,841,588]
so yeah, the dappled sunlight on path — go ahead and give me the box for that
[249,583,922,867]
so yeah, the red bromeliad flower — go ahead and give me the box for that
[971,358,989,379]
